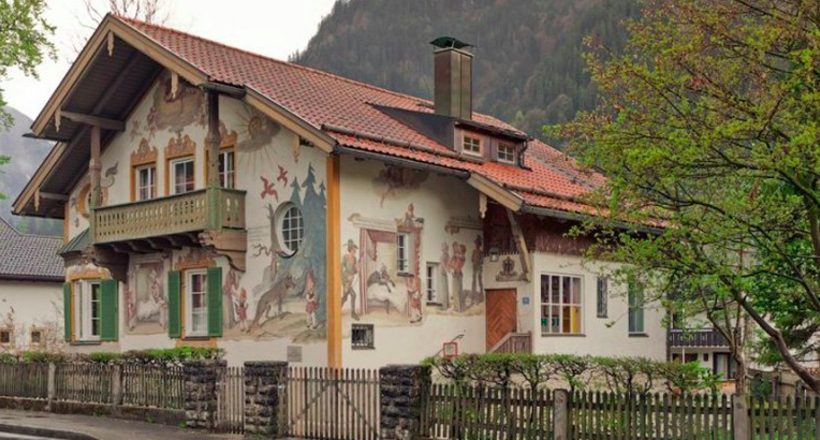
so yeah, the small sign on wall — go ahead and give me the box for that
[287,345,303,363]
[442,341,459,359]
[522,297,530,305]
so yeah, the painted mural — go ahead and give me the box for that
[126,255,169,335]
[372,164,429,207]
[69,162,118,227]
[234,162,327,343]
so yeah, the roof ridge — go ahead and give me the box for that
[113,14,448,109]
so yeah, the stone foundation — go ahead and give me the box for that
[243,361,287,438]
[379,364,431,440]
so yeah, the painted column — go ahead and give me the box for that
[89,125,102,209]
[205,90,222,231]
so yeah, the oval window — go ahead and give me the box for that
[277,203,304,256]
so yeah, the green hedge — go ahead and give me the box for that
[423,353,720,394]
[0,347,224,366]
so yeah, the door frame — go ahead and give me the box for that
[485,288,518,351]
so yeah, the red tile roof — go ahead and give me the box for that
[117,16,603,215]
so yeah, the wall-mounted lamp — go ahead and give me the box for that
[488,247,500,262]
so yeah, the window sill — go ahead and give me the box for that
[71,340,103,346]
[629,333,650,338]
[541,333,586,337]
[351,346,375,351]
[397,272,414,278]
[597,315,608,319]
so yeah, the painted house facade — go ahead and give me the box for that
[14,16,668,367]
[0,217,64,352]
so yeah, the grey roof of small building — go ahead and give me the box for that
[0,216,63,282]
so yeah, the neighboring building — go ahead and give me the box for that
[0,217,64,352]
[12,16,666,367]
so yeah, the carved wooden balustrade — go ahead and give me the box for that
[667,328,729,348]
[92,188,246,244]
[490,332,533,354]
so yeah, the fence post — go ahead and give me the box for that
[380,364,431,440]
[553,389,569,440]
[732,393,751,440]
[46,362,56,412]
[183,359,225,430]
[244,361,288,438]
[111,364,122,407]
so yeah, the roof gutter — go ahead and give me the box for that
[201,82,246,98]
[333,144,470,179]
[520,202,664,235]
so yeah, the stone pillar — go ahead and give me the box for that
[46,362,56,412]
[380,364,431,440]
[732,393,751,440]
[244,361,288,438]
[183,360,225,430]
[553,389,569,440]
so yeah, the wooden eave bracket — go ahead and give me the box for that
[506,208,531,282]
[59,111,126,131]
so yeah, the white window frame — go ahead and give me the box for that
[462,134,483,157]
[218,150,235,189]
[397,233,413,275]
[596,276,608,318]
[170,157,195,195]
[540,273,583,335]
[425,262,438,303]
[497,142,516,164]
[277,203,305,256]
[136,164,156,201]
[73,280,102,342]
[185,269,208,338]
[628,280,646,334]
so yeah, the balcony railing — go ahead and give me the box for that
[490,332,533,354]
[93,188,246,244]
[668,328,729,348]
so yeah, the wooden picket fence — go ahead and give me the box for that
[214,366,245,434]
[55,362,114,404]
[569,391,733,440]
[0,362,49,399]
[419,384,554,440]
[285,367,381,440]
[749,395,820,439]
[121,364,185,409]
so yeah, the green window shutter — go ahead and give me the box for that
[206,267,222,337]
[100,279,119,341]
[63,283,72,342]
[168,271,181,338]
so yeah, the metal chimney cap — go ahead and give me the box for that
[430,36,473,50]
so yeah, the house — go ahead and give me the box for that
[12,15,668,368]
[0,217,64,352]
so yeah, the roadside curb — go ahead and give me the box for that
[0,422,98,440]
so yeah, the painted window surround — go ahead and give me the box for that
[73,279,102,342]
[65,269,116,345]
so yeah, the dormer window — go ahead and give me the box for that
[497,143,516,164]
[462,134,482,156]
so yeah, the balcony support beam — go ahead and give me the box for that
[60,111,126,132]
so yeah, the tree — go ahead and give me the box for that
[0,0,54,129]
[0,0,54,199]
[70,0,169,56]
[554,0,820,393]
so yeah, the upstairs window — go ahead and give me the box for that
[426,262,438,303]
[171,157,195,195]
[218,150,235,189]
[280,204,305,255]
[136,165,156,201]
[397,233,412,274]
[462,134,482,156]
[497,143,516,164]
[596,277,608,318]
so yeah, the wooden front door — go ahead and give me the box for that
[485,289,517,351]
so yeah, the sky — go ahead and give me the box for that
[4,0,338,120]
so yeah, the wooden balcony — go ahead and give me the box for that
[92,188,246,244]
[668,329,729,348]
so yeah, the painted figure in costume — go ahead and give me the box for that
[234,286,249,333]
[148,270,166,329]
[471,235,485,305]
[438,243,451,309]
[367,263,396,293]
[223,269,239,329]
[451,242,467,311]
[341,239,360,321]
[408,276,423,324]
[305,270,318,329]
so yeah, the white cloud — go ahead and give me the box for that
[4,0,337,120]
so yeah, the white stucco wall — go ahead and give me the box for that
[338,156,486,368]
[0,281,64,352]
